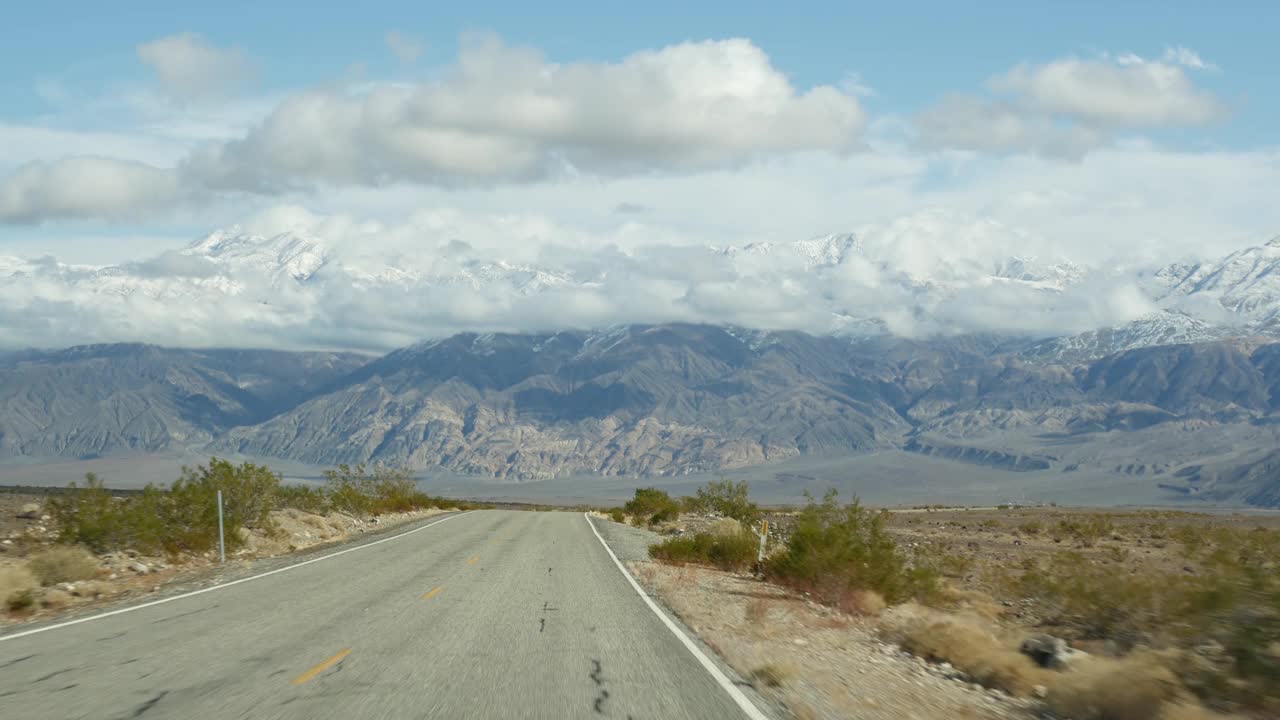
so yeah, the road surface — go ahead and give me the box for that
[0,510,770,719]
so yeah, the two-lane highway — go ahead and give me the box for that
[0,511,770,719]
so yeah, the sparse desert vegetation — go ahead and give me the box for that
[636,483,1279,719]
[2,458,479,622]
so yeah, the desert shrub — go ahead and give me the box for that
[765,490,937,607]
[888,606,1047,696]
[6,588,35,612]
[323,464,439,516]
[1018,520,1043,535]
[749,664,789,688]
[649,530,758,571]
[1045,652,1186,720]
[687,479,761,527]
[1001,527,1280,711]
[624,487,681,526]
[178,458,280,530]
[608,507,626,523]
[47,473,129,551]
[275,484,330,514]
[27,546,98,586]
[0,565,37,612]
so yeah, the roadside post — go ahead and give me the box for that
[756,519,768,564]
[217,490,226,563]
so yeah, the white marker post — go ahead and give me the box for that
[756,519,768,564]
[216,490,226,564]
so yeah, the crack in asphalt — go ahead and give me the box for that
[0,654,35,669]
[152,605,219,624]
[36,667,79,682]
[127,690,168,718]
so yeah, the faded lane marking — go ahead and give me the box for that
[291,649,352,685]
[467,555,479,565]
[421,586,443,600]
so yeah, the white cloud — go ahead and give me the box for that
[991,54,1224,127]
[916,49,1224,157]
[1,35,866,222]
[0,157,185,223]
[385,31,424,63]
[136,32,255,99]
[915,95,1104,160]
[1161,46,1216,71]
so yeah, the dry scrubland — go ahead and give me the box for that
[615,484,1279,720]
[1,459,482,624]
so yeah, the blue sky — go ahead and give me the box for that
[0,1,1277,263]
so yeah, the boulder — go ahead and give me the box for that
[17,503,41,519]
[1020,633,1087,670]
[129,562,150,574]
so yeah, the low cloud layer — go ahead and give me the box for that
[0,207,1216,353]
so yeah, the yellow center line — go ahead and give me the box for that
[291,649,352,686]
[467,555,479,565]
[421,586,443,600]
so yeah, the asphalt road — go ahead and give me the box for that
[0,510,771,720]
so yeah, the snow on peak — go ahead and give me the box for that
[184,228,328,281]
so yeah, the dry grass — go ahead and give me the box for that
[882,603,1049,696]
[744,597,773,624]
[26,546,99,586]
[708,517,746,536]
[1045,654,1168,719]
[1,564,38,610]
[750,663,790,688]
[39,588,72,609]
[1044,652,1212,720]
[848,589,887,616]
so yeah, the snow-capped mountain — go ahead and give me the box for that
[1151,236,1280,317]
[3,226,1280,355]
[184,227,329,282]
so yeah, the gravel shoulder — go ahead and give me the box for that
[590,514,1039,720]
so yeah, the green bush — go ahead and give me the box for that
[275,484,330,514]
[765,490,937,606]
[52,460,281,555]
[47,473,129,552]
[322,463,441,516]
[609,508,626,523]
[624,487,681,526]
[688,479,761,527]
[649,530,758,571]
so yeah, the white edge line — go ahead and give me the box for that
[584,512,771,720]
[0,511,469,643]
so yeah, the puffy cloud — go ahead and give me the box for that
[136,33,256,99]
[2,36,865,223]
[990,54,1224,127]
[916,49,1224,157]
[0,157,185,223]
[915,95,1105,160]
[385,31,424,63]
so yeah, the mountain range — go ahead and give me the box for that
[3,229,1280,506]
[1,324,1278,507]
